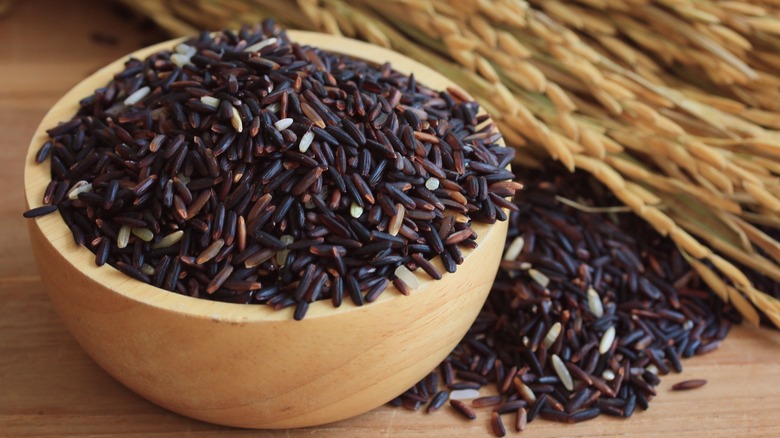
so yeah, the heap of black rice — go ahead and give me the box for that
[27,21,519,319]
[391,166,738,435]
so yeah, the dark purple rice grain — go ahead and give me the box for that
[635,390,649,411]
[392,277,411,296]
[539,408,572,423]
[565,387,594,413]
[526,394,547,422]
[696,340,721,355]
[401,398,422,411]
[424,372,439,396]
[36,141,53,164]
[671,379,707,391]
[492,399,527,414]
[449,400,477,420]
[95,237,110,266]
[441,361,455,386]
[472,396,502,408]
[42,180,58,205]
[570,407,601,423]
[365,278,390,303]
[491,412,506,437]
[598,403,624,417]
[642,371,661,386]
[402,390,427,404]
[448,382,481,390]
[623,393,637,418]
[515,407,527,432]
[411,253,442,280]
[426,391,449,414]
[345,274,364,306]
[543,394,565,412]
[23,205,58,218]
[115,261,151,283]
[457,370,489,385]
[293,301,309,321]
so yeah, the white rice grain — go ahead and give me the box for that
[152,230,184,249]
[449,389,481,400]
[551,354,574,391]
[543,322,562,349]
[67,181,92,200]
[274,118,293,131]
[175,43,196,56]
[230,106,243,133]
[529,268,549,288]
[599,326,616,354]
[200,96,221,109]
[350,202,364,218]
[243,37,278,53]
[299,130,314,152]
[117,224,131,249]
[275,235,295,266]
[171,53,192,67]
[424,177,440,191]
[124,86,150,106]
[503,236,525,261]
[394,264,419,289]
[131,227,154,242]
[587,287,604,317]
[140,263,155,276]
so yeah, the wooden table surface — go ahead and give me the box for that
[3,1,780,436]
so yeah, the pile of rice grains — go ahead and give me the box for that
[25,22,738,433]
[25,22,518,320]
[390,166,738,435]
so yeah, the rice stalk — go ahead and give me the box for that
[120,0,780,328]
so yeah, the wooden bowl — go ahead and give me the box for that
[23,31,508,429]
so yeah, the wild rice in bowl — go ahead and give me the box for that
[25,20,519,319]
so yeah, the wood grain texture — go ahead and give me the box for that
[3,0,780,436]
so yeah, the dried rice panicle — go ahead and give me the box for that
[122,0,780,325]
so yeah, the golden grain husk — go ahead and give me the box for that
[123,0,780,328]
